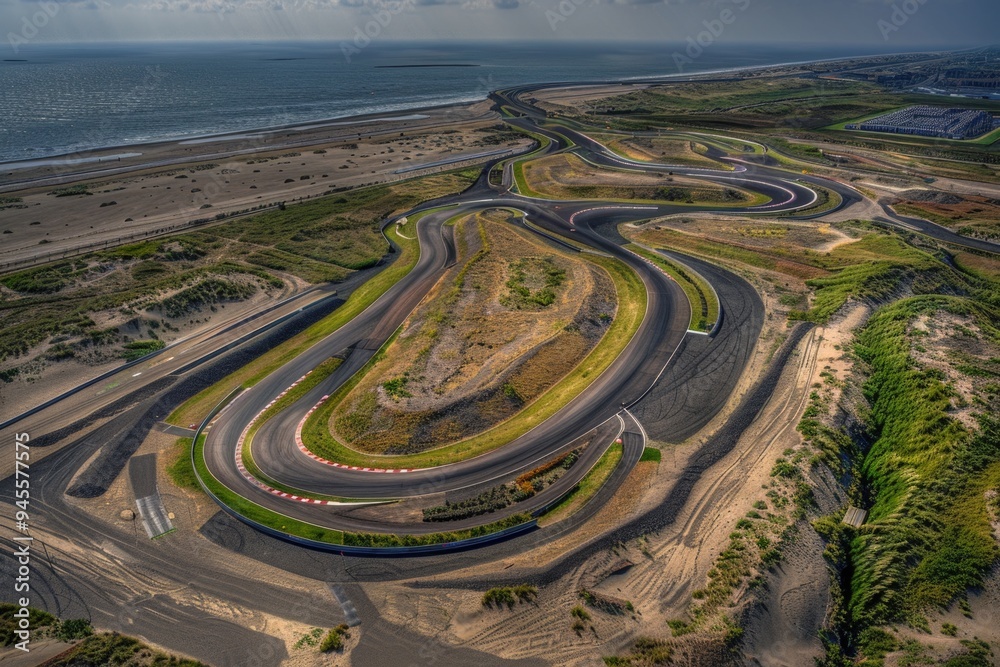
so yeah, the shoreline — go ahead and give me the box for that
[0,98,482,173]
[0,48,923,176]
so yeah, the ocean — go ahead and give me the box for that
[0,41,877,164]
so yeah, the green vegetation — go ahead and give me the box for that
[810,295,1000,666]
[157,278,258,318]
[192,434,345,544]
[121,338,166,361]
[301,252,645,469]
[627,244,718,331]
[639,447,662,463]
[792,238,947,323]
[849,297,1000,626]
[501,257,567,309]
[293,627,324,649]
[50,184,91,197]
[167,437,200,491]
[0,195,24,210]
[1,604,91,645]
[2,606,200,666]
[343,512,532,547]
[381,375,412,399]
[319,624,350,652]
[578,589,634,615]
[482,584,538,609]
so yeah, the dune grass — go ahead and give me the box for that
[845,296,1000,632]
[167,208,427,427]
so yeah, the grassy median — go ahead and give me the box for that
[192,434,346,544]
[627,243,718,332]
[301,252,647,469]
[539,441,624,526]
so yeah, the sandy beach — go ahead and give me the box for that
[0,100,526,270]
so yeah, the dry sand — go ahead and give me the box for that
[0,101,529,271]
[361,290,855,666]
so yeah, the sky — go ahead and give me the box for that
[1,0,996,47]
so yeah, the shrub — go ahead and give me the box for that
[319,625,349,652]
[57,618,93,641]
[482,584,537,609]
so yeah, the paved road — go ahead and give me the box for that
[200,82,996,539]
[3,75,998,666]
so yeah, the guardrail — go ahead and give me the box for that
[190,388,538,556]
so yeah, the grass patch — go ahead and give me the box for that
[500,256,567,309]
[121,338,166,361]
[167,437,200,491]
[846,296,1000,628]
[1,610,206,667]
[193,434,345,544]
[540,441,624,526]
[319,624,350,653]
[639,447,662,463]
[627,244,718,331]
[482,584,538,609]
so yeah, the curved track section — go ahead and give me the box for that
[197,83,996,549]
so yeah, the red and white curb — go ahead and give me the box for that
[234,372,357,506]
[295,396,415,474]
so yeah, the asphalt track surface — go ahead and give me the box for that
[4,79,1000,666]
[201,88,836,537]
